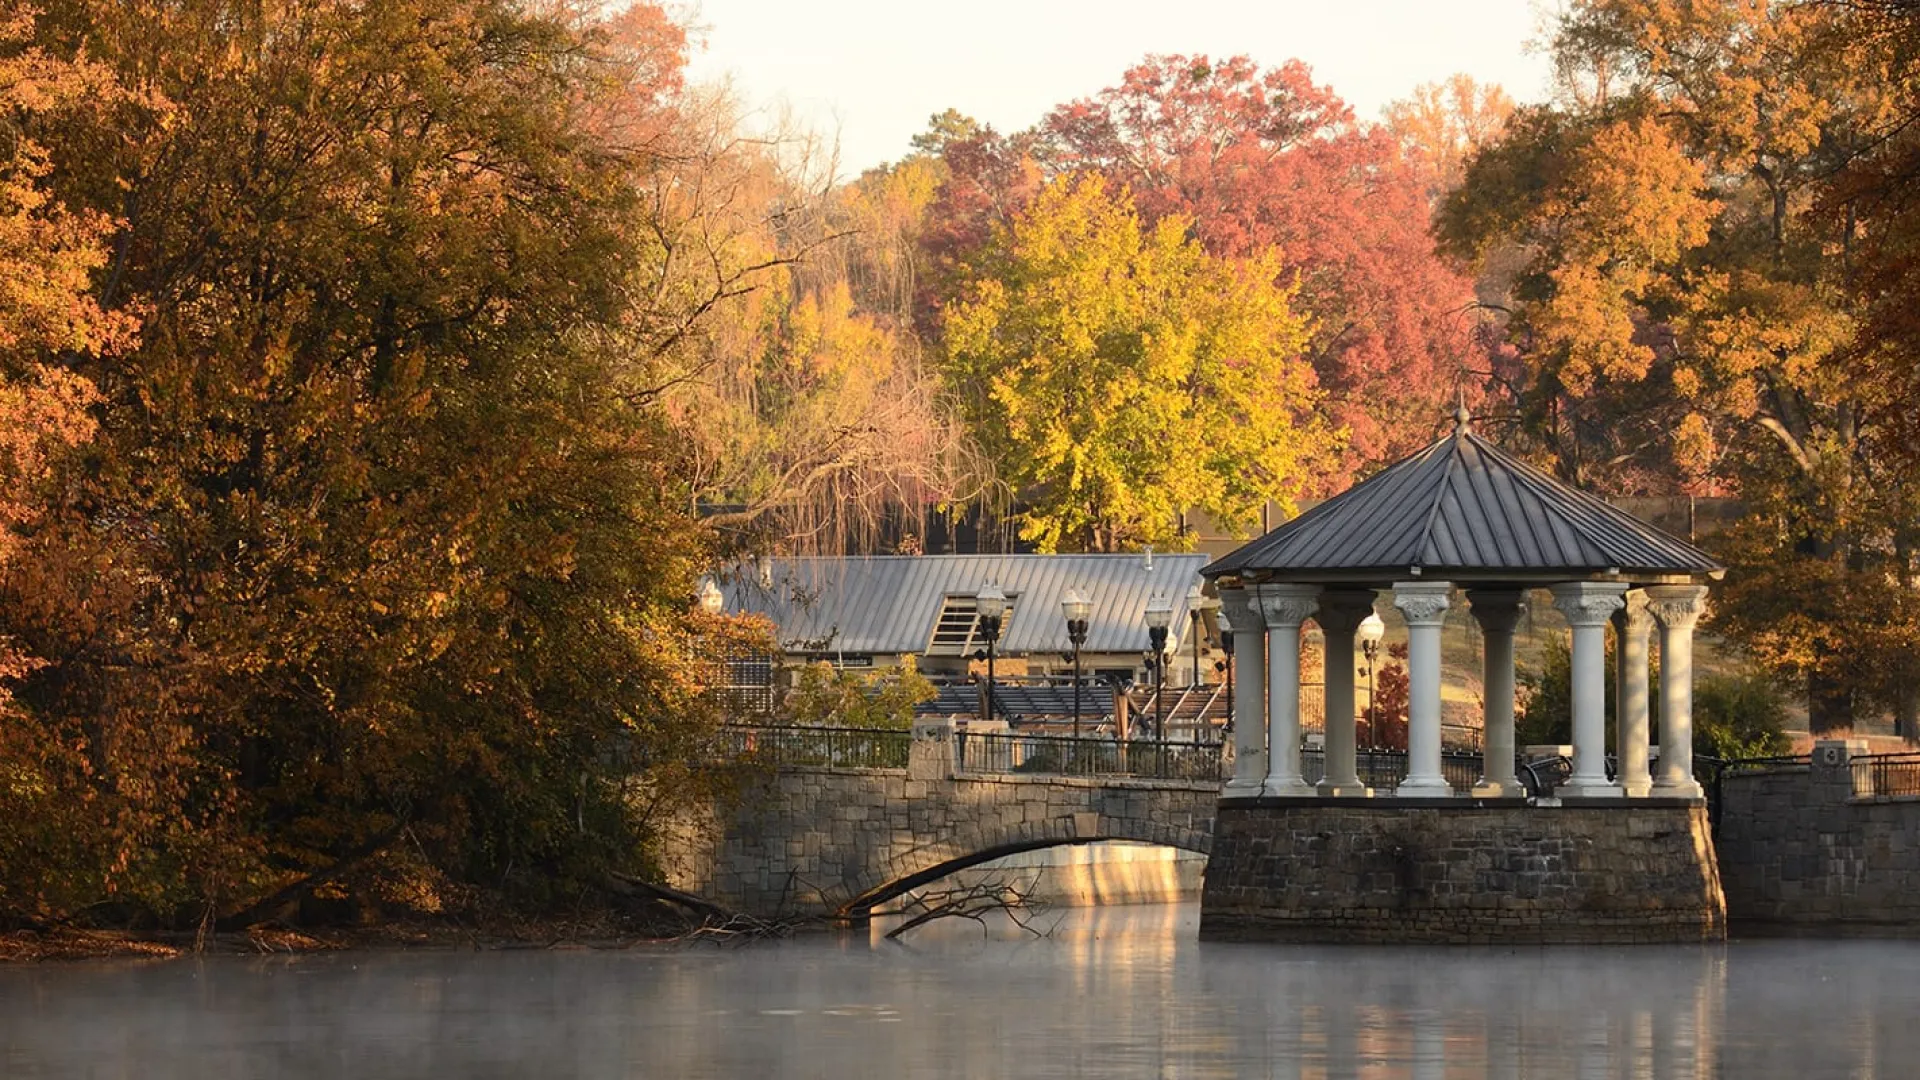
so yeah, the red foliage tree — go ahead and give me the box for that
[1361,642,1411,751]
[1038,55,1484,477]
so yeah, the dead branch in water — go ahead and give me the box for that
[675,911,825,945]
[884,879,1050,940]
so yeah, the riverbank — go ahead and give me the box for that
[0,912,704,963]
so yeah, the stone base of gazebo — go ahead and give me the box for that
[1199,799,1726,944]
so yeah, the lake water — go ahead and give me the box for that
[3,904,1915,1078]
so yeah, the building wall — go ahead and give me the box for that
[1716,741,1920,933]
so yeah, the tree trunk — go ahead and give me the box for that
[1807,670,1856,736]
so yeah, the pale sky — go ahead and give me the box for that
[683,0,1559,177]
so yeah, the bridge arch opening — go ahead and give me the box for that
[842,835,1210,919]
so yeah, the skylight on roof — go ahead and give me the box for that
[925,595,1015,656]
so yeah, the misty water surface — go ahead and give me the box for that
[2,904,1914,1078]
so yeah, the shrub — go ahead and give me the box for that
[1692,672,1792,759]
[783,656,937,729]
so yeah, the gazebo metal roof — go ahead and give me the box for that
[1203,415,1723,584]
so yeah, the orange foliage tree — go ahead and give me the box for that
[0,0,762,929]
[1439,0,1920,732]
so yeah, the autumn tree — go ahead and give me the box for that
[0,7,137,924]
[940,174,1332,552]
[1038,55,1484,471]
[2,0,757,927]
[637,96,982,555]
[1383,74,1517,204]
[1439,0,1919,731]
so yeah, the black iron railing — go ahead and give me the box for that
[955,731,1224,782]
[718,725,910,769]
[1853,752,1920,797]
[1300,748,1489,792]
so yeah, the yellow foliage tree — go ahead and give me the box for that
[941,174,1334,552]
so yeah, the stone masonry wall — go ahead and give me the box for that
[1201,800,1725,944]
[655,720,1216,918]
[1716,740,1920,933]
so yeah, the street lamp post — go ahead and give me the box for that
[1060,588,1091,741]
[975,584,1007,725]
[1217,611,1235,734]
[1359,612,1385,750]
[1145,594,1173,744]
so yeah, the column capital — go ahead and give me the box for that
[1610,588,1654,636]
[1550,581,1628,627]
[1313,589,1377,634]
[1465,588,1526,634]
[1392,581,1453,627]
[1218,584,1259,624]
[1254,582,1321,629]
[1645,583,1710,629]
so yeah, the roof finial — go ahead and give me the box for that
[1453,389,1472,435]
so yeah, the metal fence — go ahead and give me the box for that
[1299,748,1487,792]
[955,731,1225,782]
[717,725,910,769]
[1853,752,1920,797]
[1300,684,1326,735]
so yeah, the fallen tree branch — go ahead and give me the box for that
[674,911,822,945]
[884,878,1050,940]
[607,871,734,921]
[216,825,406,931]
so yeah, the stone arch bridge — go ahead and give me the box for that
[656,720,1220,918]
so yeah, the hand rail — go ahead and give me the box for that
[1852,752,1920,798]
[717,724,911,769]
[955,730,1223,782]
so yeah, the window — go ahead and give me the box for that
[925,596,1015,656]
[718,652,776,716]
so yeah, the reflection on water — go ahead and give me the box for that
[3,906,1918,1078]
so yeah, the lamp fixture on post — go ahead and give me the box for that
[1060,588,1092,742]
[1358,612,1385,750]
[697,577,725,616]
[1144,593,1173,744]
[974,584,1007,725]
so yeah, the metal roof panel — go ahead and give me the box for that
[720,554,1211,658]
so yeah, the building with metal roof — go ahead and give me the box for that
[715,553,1213,684]
[1203,408,1723,806]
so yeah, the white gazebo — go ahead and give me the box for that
[1204,409,1724,802]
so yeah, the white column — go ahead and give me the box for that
[1550,582,1628,798]
[1647,584,1710,798]
[1315,590,1376,797]
[1258,584,1321,797]
[1220,585,1267,798]
[1612,589,1655,797]
[1393,581,1453,797]
[1467,589,1526,797]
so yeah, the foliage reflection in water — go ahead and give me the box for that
[4,905,1920,1078]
